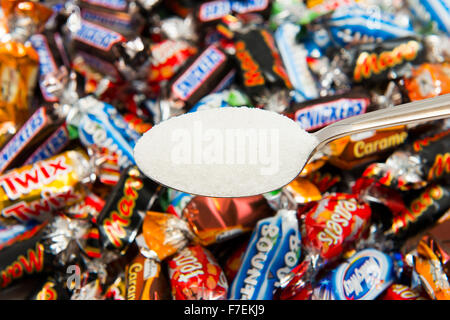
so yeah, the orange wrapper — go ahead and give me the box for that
[142,211,194,261]
[404,63,450,102]
[0,40,39,146]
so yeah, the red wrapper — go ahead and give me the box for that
[380,284,426,300]
[168,244,228,300]
[302,193,372,261]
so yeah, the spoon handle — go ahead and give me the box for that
[313,94,450,151]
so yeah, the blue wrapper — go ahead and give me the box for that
[312,248,395,300]
[408,0,450,35]
[275,23,319,103]
[77,97,140,168]
[328,4,415,46]
[229,210,301,300]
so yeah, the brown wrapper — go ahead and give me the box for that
[183,195,275,246]
[125,253,170,300]
[413,220,450,300]
[329,126,409,170]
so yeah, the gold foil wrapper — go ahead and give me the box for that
[0,40,39,146]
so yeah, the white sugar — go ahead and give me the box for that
[134,107,319,197]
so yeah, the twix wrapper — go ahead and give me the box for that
[0,150,92,222]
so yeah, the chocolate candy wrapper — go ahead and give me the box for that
[142,211,194,261]
[233,27,292,111]
[97,166,162,253]
[285,89,371,132]
[0,149,92,222]
[229,210,302,300]
[308,249,395,300]
[164,44,234,111]
[333,36,425,84]
[404,63,450,101]
[274,22,319,103]
[275,194,372,300]
[327,3,414,46]
[30,30,71,104]
[222,237,250,283]
[406,0,450,35]
[328,126,409,170]
[0,105,68,173]
[0,214,90,290]
[409,219,450,300]
[284,177,322,204]
[29,276,71,300]
[0,219,46,251]
[70,19,150,80]
[301,193,372,262]
[194,0,271,27]
[1,0,53,41]
[125,252,170,300]
[148,39,198,94]
[68,96,141,169]
[363,128,450,191]
[0,40,39,148]
[385,184,450,242]
[78,0,145,38]
[168,244,228,300]
[380,283,426,300]
[182,195,275,246]
[22,122,74,166]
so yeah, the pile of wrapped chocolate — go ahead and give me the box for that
[0,0,449,301]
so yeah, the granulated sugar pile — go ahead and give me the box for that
[134,107,319,197]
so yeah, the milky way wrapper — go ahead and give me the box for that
[125,253,170,300]
[182,195,275,246]
[0,40,39,148]
[0,150,92,222]
[97,166,163,254]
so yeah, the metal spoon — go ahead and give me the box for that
[134,94,450,198]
